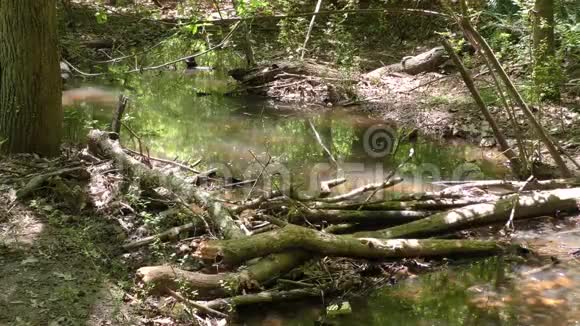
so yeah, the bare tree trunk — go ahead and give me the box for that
[440,38,525,178]
[232,0,256,67]
[300,0,323,60]
[533,0,560,101]
[459,13,572,177]
[0,0,62,156]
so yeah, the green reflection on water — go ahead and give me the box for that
[64,70,507,194]
[332,257,516,326]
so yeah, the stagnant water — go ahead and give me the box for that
[63,70,580,325]
[64,70,507,197]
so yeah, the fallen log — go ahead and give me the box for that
[196,224,506,266]
[201,288,321,311]
[136,250,311,299]
[439,178,580,196]
[363,46,448,79]
[313,198,487,211]
[123,220,204,250]
[87,129,246,240]
[88,130,316,298]
[294,208,431,225]
[230,60,344,86]
[353,188,580,239]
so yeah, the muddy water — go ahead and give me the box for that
[63,71,580,325]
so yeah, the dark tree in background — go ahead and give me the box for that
[533,0,559,101]
[0,0,63,156]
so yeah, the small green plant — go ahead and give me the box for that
[427,95,452,105]
[95,10,108,24]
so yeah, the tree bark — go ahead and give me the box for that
[87,130,246,240]
[354,187,580,239]
[533,0,559,101]
[0,0,62,155]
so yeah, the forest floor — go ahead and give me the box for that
[356,70,580,141]
[0,156,136,325]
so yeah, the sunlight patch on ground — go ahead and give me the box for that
[0,209,44,248]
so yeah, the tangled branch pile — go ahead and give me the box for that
[79,129,580,320]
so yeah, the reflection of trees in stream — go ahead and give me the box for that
[63,72,506,195]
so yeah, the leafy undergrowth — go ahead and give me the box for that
[0,148,435,325]
[0,155,134,325]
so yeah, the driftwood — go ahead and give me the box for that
[195,223,506,266]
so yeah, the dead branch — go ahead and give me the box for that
[201,288,321,310]
[16,166,89,199]
[111,95,129,135]
[137,250,311,298]
[123,220,204,250]
[293,208,431,225]
[310,177,403,203]
[354,187,580,239]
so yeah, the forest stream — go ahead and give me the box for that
[62,71,580,326]
[2,1,580,325]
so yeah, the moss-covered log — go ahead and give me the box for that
[87,129,246,240]
[202,288,321,310]
[354,188,580,239]
[196,224,505,266]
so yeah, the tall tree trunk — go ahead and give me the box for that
[231,0,256,67]
[533,0,559,101]
[0,0,62,156]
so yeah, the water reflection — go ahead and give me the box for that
[63,71,507,198]
[235,256,580,326]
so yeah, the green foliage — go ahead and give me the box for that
[480,0,578,102]
[234,0,271,17]
[95,10,108,24]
